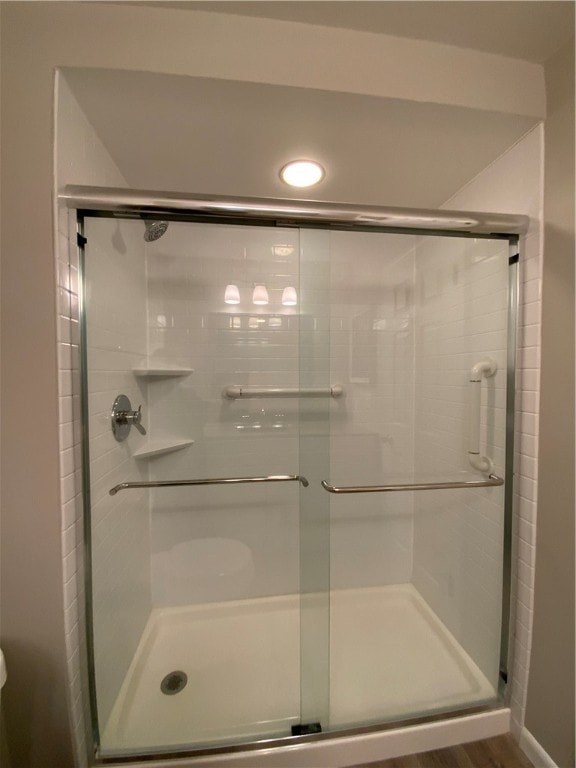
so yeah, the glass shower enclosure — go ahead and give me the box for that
[76,194,519,760]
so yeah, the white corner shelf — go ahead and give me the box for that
[133,438,194,460]
[132,367,194,378]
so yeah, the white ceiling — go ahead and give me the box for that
[65,68,537,209]
[135,1,575,63]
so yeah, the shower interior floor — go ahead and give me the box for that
[100,584,496,755]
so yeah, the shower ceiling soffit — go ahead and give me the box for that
[142,1,574,64]
[69,4,546,119]
[63,67,539,209]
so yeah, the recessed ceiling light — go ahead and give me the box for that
[280,160,325,188]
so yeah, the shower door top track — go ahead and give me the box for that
[61,185,528,238]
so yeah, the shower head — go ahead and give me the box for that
[144,220,169,242]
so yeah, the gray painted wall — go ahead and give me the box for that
[0,11,76,767]
[525,35,575,768]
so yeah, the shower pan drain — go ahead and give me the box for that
[160,670,188,696]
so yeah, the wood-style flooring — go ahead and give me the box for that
[349,734,534,768]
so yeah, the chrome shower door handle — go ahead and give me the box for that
[109,474,310,495]
[321,475,504,494]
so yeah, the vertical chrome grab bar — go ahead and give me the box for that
[469,358,497,473]
[109,474,309,496]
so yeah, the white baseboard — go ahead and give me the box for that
[519,728,559,768]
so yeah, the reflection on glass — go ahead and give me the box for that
[82,217,511,758]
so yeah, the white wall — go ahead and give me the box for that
[144,223,302,605]
[113,221,419,608]
[412,234,509,685]
[328,231,416,589]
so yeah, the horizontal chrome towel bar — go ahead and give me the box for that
[109,474,309,496]
[223,385,344,399]
[321,474,504,494]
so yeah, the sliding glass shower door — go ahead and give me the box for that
[320,229,512,730]
[83,217,331,755]
[80,212,514,759]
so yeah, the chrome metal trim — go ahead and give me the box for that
[321,474,504,494]
[499,242,520,695]
[223,385,344,399]
[60,186,529,235]
[77,216,100,749]
[109,474,309,496]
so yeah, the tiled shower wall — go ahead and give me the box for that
[145,223,303,605]
[412,234,509,685]
[435,126,543,732]
[144,224,419,605]
[328,231,417,589]
[83,218,152,726]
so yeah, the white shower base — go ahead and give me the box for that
[101,584,496,756]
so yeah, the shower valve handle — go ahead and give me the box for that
[111,395,147,441]
[125,404,147,435]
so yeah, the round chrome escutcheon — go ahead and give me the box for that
[111,394,132,442]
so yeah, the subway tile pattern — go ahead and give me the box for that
[144,223,303,605]
[412,235,509,686]
[327,231,417,590]
[144,224,420,601]
[57,212,89,768]
[83,218,152,728]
